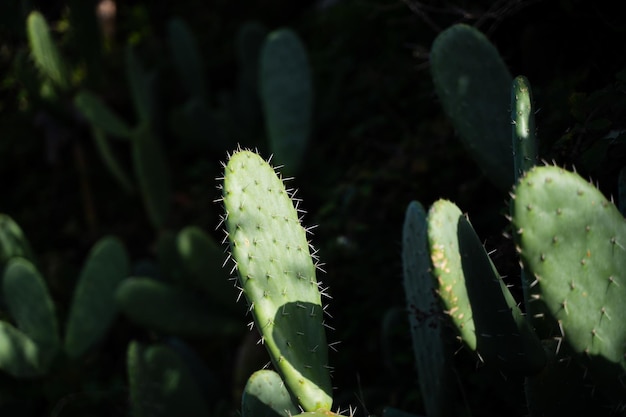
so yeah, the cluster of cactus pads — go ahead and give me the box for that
[399,23,626,417]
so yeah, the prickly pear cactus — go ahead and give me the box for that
[427,199,545,374]
[512,165,626,401]
[220,149,332,412]
[430,23,513,191]
[401,201,457,417]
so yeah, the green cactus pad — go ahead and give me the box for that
[168,17,207,102]
[91,126,135,194]
[221,149,332,412]
[74,90,133,139]
[427,199,545,374]
[26,11,70,91]
[127,341,209,417]
[0,214,35,268]
[0,321,42,378]
[2,258,60,371]
[259,28,312,175]
[401,201,457,417]
[512,165,626,399]
[511,75,538,180]
[242,369,299,417]
[176,226,240,314]
[64,236,129,358]
[116,277,242,338]
[126,45,155,125]
[430,23,513,191]
[132,125,171,230]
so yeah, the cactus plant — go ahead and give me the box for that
[404,29,626,413]
[220,149,333,412]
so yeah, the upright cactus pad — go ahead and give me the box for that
[430,24,513,191]
[512,165,626,400]
[427,199,545,374]
[220,149,332,412]
[26,11,70,91]
[259,28,312,175]
[0,214,35,267]
[64,236,129,358]
[401,201,457,417]
[511,75,538,180]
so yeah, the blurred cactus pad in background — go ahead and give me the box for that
[2,1,626,416]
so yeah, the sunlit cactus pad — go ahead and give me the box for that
[221,149,332,412]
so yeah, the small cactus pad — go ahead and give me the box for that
[0,321,42,377]
[64,236,129,358]
[512,165,626,398]
[401,201,456,417]
[0,213,35,267]
[221,149,332,412]
[116,277,242,338]
[427,199,545,374]
[127,341,209,417]
[2,257,59,370]
[241,369,299,417]
[430,23,513,191]
[26,11,70,90]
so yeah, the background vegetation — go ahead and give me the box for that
[1,0,625,415]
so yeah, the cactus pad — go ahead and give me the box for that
[241,369,299,417]
[512,165,626,399]
[221,149,332,412]
[64,236,129,358]
[401,201,457,417]
[259,29,312,175]
[430,23,513,191]
[427,199,545,374]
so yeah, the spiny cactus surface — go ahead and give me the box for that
[221,149,332,412]
[512,165,626,400]
[241,369,299,417]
